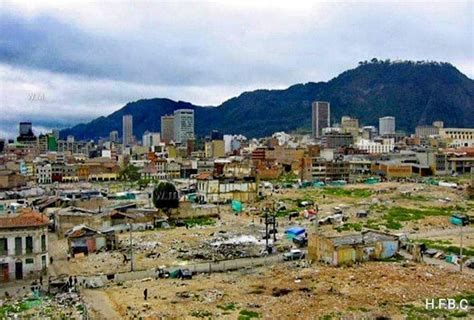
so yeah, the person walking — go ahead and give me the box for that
[144,288,148,301]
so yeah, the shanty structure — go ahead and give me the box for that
[64,224,115,256]
[308,230,399,266]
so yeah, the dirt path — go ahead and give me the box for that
[407,227,474,239]
[399,250,473,275]
[82,289,123,320]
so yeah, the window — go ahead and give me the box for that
[26,236,33,254]
[0,238,7,255]
[15,237,22,256]
[25,258,34,264]
[41,235,46,252]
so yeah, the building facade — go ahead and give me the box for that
[312,101,330,138]
[439,128,474,148]
[415,125,439,138]
[160,115,174,144]
[322,132,354,149]
[0,209,49,282]
[109,131,119,143]
[36,163,52,184]
[301,158,350,181]
[173,109,194,144]
[142,132,161,148]
[379,116,396,135]
[122,114,133,146]
[356,138,395,154]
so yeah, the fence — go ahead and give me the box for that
[80,253,285,286]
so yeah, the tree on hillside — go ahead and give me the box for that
[152,182,179,220]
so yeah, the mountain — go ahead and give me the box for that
[60,59,474,140]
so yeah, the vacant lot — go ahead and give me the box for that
[94,261,473,319]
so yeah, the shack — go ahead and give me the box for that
[308,230,399,266]
[65,224,114,256]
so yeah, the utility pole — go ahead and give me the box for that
[460,224,463,273]
[264,208,269,252]
[129,223,134,272]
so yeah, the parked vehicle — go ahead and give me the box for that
[169,268,193,279]
[283,249,305,261]
[155,267,170,279]
[293,235,308,247]
[298,200,314,207]
[180,268,193,279]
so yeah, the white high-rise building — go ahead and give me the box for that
[379,116,395,135]
[122,114,133,146]
[142,131,161,147]
[173,109,194,144]
[109,131,119,143]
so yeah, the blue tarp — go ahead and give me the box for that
[285,227,305,239]
[231,200,243,213]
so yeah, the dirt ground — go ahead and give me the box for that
[49,209,288,276]
[93,261,473,319]
[47,182,473,277]
[271,181,472,234]
[42,181,474,319]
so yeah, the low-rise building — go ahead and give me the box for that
[415,125,439,138]
[36,162,52,184]
[195,172,258,203]
[356,138,394,154]
[439,128,474,148]
[322,132,353,149]
[308,230,399,266]
[301,158,350,181]
[0,209,49,282]
[0,169,26,190]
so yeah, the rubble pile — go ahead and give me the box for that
[0,291,87,319]
[178,233,266,261]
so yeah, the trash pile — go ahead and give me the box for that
[0,291,87,319]
[177,233,267,261]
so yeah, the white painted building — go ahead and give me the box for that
[173,109,194,144]
[36,163,52,184]
[356,138,395,154]
[439,128,474,148]
[379,116,396,135]
[0,209,49,282]
[142,132,161,147]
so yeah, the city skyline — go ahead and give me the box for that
[1,1,473,138]
[0,2,473,318]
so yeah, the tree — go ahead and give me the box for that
[119,165,141,181]
[137,178,150,189]
[152,182,179,220]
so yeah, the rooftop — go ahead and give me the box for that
[0,208,49,229]
[327,231,398,247]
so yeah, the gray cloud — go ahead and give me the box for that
[0,1,472,139]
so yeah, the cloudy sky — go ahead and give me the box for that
[0,0,472,139]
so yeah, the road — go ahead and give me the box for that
[405,227,474,240]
